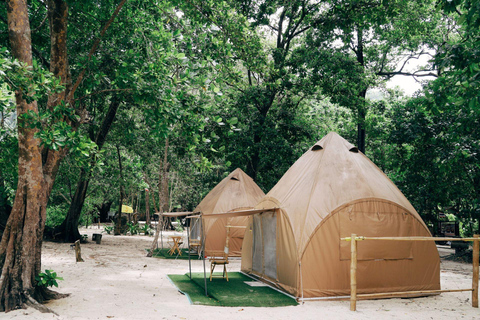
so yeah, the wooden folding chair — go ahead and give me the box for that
[189,239,202,258]
[209,224,231,281]
[209,246,229,281]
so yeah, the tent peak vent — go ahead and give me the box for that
[312,145,323,151]
[349,147,359,153]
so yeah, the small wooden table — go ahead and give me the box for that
[168,236,183,256]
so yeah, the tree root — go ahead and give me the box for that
[43,287,70,300]
[20,287,71,315]
[33,286,70,304]
[25,295,58,315]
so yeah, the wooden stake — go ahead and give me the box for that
[473,234,479,308]
[74,240,84,262]
[350,233,357,311]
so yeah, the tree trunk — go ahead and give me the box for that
[61,169,90,242]
[357,90,367,154]
[0,0,67,312]
[158,138,171,230]
[246,93,275,181]
[97,201,113,222]
[143,174,159,213]
[158,138,170,213]
[114,145,125,236]
[147,139,170,256]
[55,99,120,242]
[1,0,126,311]
[145,189,150,225]
[355,27,367,154]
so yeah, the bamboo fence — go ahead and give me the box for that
[341,234,480,311]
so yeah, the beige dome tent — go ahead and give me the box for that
[241,132,440,298]
[192,168,265,257]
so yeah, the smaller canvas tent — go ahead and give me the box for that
[241,132,440,298]
[191,168,265,257]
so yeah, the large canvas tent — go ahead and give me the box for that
[192,168,265,257]
[241,132,440,298]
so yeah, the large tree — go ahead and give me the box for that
[386,0,480,232]
[0,0,127,311]
[303,0,441,153]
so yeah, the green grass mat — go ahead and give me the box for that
[168,272,298,307]
[150,248,200,260]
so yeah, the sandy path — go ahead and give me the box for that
[4,228,480,320]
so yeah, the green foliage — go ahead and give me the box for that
[140,223,151,235]
[35,270,64,288]
[382,0,480,233]
[126,222,139,235]
[103,225,114,235]
[45,205,67,229]
[0,47,97,170]
[79,200,98,227]
[0,48,64,107]
[3,0,479,240]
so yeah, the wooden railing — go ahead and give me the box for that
[341,234,480,311]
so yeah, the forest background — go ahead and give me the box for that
[0,0,479,311]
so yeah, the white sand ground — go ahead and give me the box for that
[4,227,480,320]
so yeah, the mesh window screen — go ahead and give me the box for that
[252,215,263,273]
[262,212,277,279]
[190,218,201,240]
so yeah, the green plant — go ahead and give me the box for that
[126,222,139,235]
[45,205,67,228]
[104,225,114,234]
[35,269,64,288]
[140,223,151,235]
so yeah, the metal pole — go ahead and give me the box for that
[201,216,207,296]
[188,224,192,279]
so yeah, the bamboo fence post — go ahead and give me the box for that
[473,234,479,308]
[350,233,357,311]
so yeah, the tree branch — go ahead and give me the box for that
[377,70,438,79]
[32,14,48,33]
[67,0,128,103]
[31,47,50,70]
[378,50,437,79]
[58,192,72,205]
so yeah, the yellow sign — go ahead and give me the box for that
[121,205,133,213]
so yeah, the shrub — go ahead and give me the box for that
[103,225,114,234]
[35,269,64,288]
[46,205,67,228]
